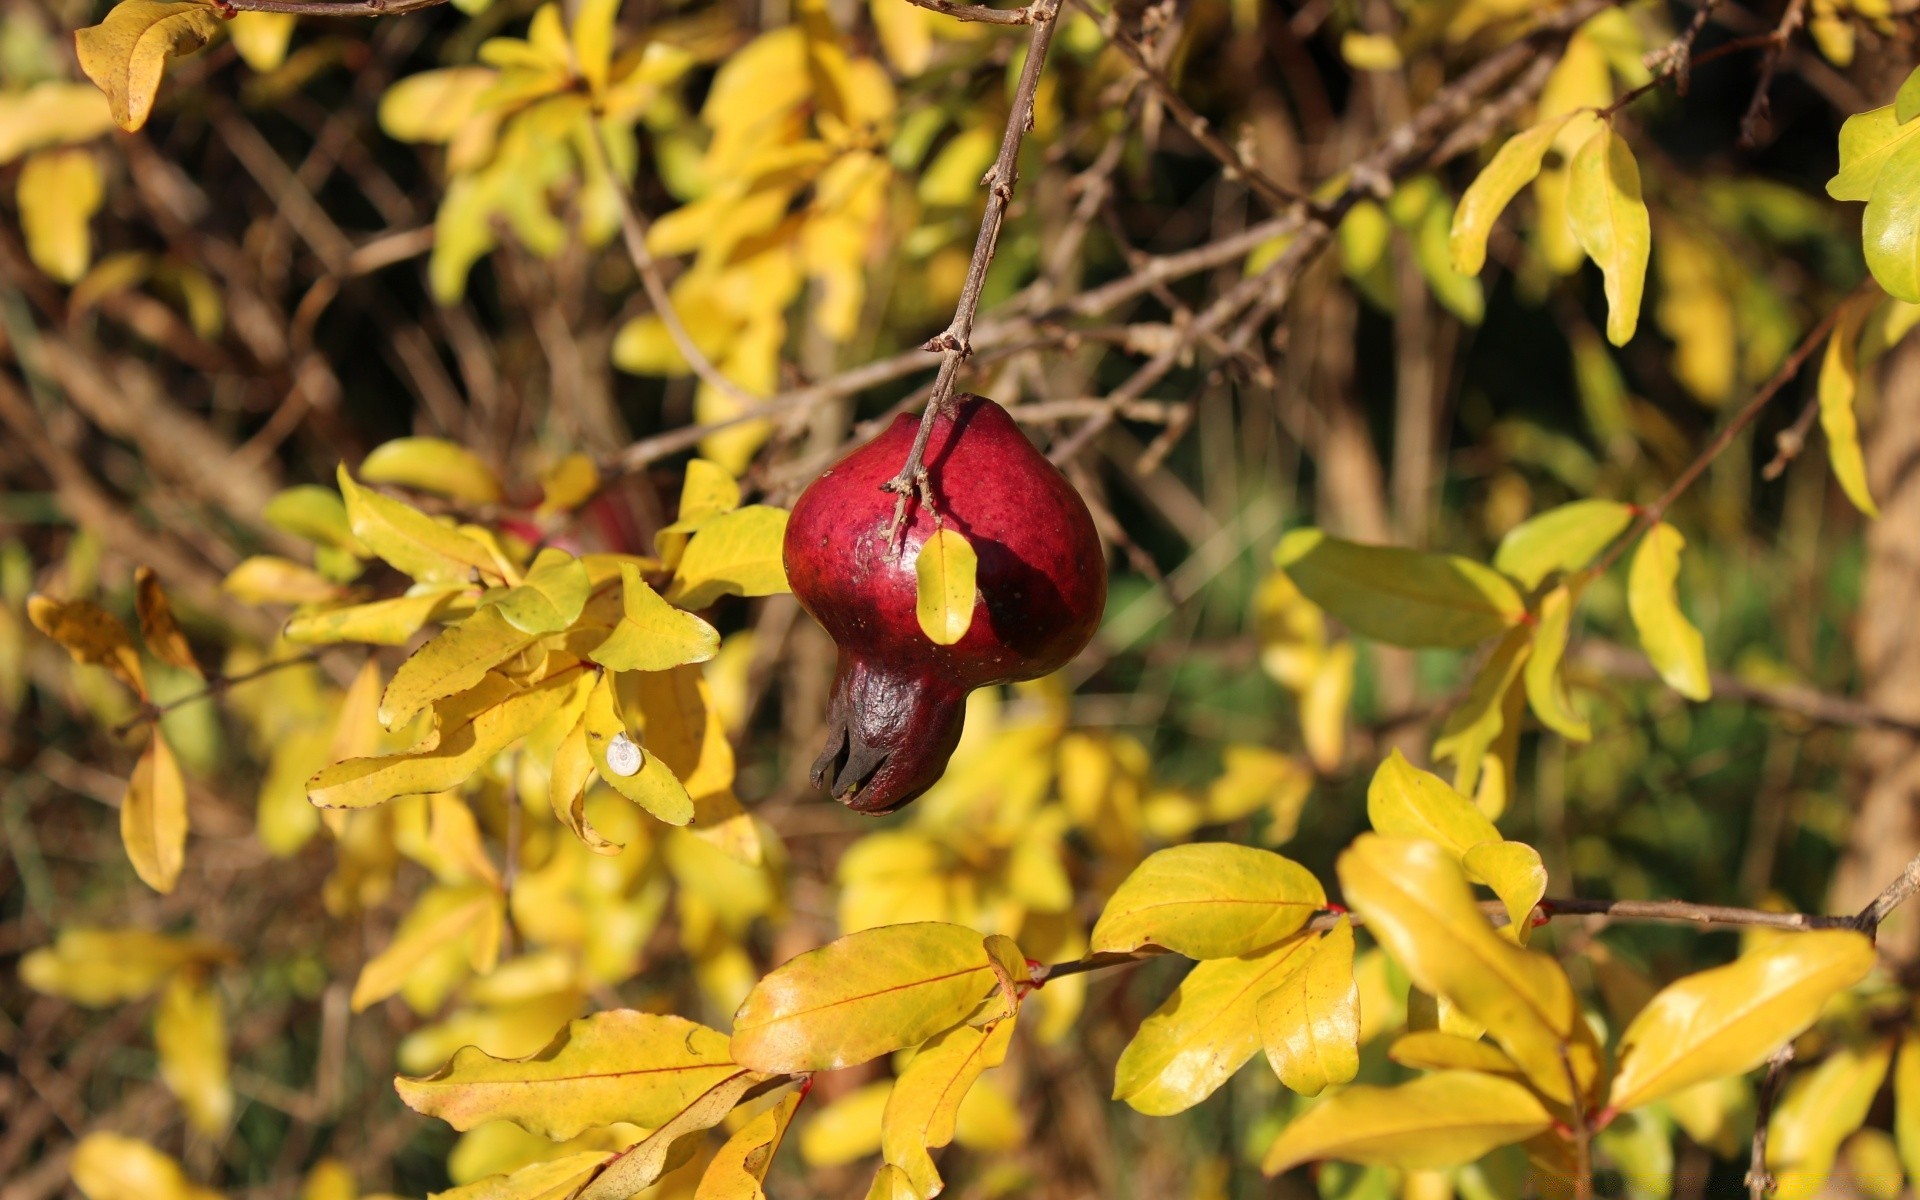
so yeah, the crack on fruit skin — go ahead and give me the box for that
[785,394,1107,814]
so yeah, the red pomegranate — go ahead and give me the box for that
[783,394,1108,813]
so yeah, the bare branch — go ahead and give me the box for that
[899,0,1037,24]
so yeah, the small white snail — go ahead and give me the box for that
[605,731,643,778]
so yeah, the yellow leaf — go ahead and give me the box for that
[1339,31,1402,70]
[1491,499,1633,590]
[1366,749,1500,855]
[589,563,720,672]
[1260,1071,1553,1175]
[1256,918,1359,1097]
[351,882,503,1011]
[227,11,295,71]
[1460,839,1547,945]
[1450,115,1573,275]
[1765,1040,1893,1199]
[694,1086,803,1199]
[310,666,586,809]
[570,0,618,98]
[881,1017,1016,1197]
[1431,625,1529,797]
[264,485,366,554]
[285,587,472,646]
[379,67,498,145]
[799,1080,890,1167]
[155,972,232,1134]
[864,1164,917,1200]
[74,0,222,131]
[573,1070,765,1200]
[380,606,540,729]
[1828,106,1919,202]
[1299,640,1353,773]
[1655,226,1738,404]
[1275,529,1524,649]
[361,438,505,505]
[1387,1030,1525,1078]
[1627,523,1710,702]
[0,81,115,165]
[432,1150,616,1200]
[398,1011,740,1139]
[1566,124,1651,345]
[299,1160,358,1200]
[18,147,102,283]
[1090,842,1325,960]
[869,0,930,73]
[538,453,601,516]
[1204,744,1314,837]
[133,567,200,678]
[70,1132,222,1200]
[548,705,617,853]
[913,528,977,646]
[1523,581,1591,741]
[1337,836,1600,1106]
[1895,1032,1920,1185]
[482,548,591,635]
[1113,933,1318,1115]
[731,922,1002,1074]
[1819,294,1880,518]
[339,464,498,584]
[223,555,348,606]
[1866,133,1920,302]
[124,730,189,893]
[27,593,144,692]
[582,669,694,825]
[1607,929,1876,1112]
[19,927,231,1006]
[667,506,791,609]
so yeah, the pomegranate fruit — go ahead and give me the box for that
[784,393,1107,813]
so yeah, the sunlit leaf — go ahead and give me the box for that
[1450,115,1573,275]
[1608,930,1877,1111]
[1256,918,1358,1097]
[339,465,498,584]
[573,1070,764,1200]
[430,1151,615,1200]
[1818,294,1880,518]
[1523,581,1590,741]
[1895,1032,1920,1186]
[1090,842,1324,960]
[538,453,601,517]
[1387,1030,1525,1078]
[123,730,189,893]
[912,528,977,646]
[1366,750,1499,856]
[226,11,294,71]
[1765,1040,1892,1200]
[155,971,232,1134]
[1829,106,1920,202]
[0,82,115,166]
[224,555,348,606]
[1566,124,1651,345]
[589,563,720,672]
[1431,626,1528,797]
[1491,499,1633,590]
[655,460,740,566]
[20,927,231,1006]
[1261,1071,1553,1175]
[1275,529,1524,649]
[695,1086,802,1199]
[581,669,693,825]
[361,438,505,505]
[351,882,503,1012]
[284,587,471,646]
[74,0,223,131]
[1461,840,1548,944]
[667,506,790,609]
[1627,523,1710,702]
[380,606,540,729]
[881,1018,1015,1198]
[18,147,102,283]
[70,1132,222,1200]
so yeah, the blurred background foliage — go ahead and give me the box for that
[4,0,1920,1195]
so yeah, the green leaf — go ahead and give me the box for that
[360,438,504,505]
[479,548,591,635]
[1256,918,1359,1097]
[1261,1071,1552,1175]
[1866,133,1920,303]
[1113,933,1319,1115]
[1819,295,1882,518]
[1523,582,1591,741]
[914,528,978,646]
[1627,523,1711,702]
[1450,115,1573,275]
[73,0,221,132]
[731,923,1003,1074]
[1567,124,1651,346]
[1274,529,1525,649]
[1491,499,1634,590]
[667,506,790,609]
[1607,929,1877,1112]
[1090,842,1325,960]
[395,1011,739,1139]
[588,562,720,672]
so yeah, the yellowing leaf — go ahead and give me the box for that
[155,972,232,1134]
[1337,836,1600,1106]
[310,667,586,809]
[589,563,720,672]
[1607,929,1876,1112]
[1387,1030,1524,1078]
[581,670,693,825]
[226,11,294,71]
[1256,918,1359,1097]
[1366,749,1499,855]
[380,606,540,729]
[361,438,505,505]
[482,548,591,635]
[882,1018,1015,1198]
[695,1087,803,1199]
[1275,529,1524,649]
[667,506,790,609]
[433,1150,616,1200]
[397,1011,740,1139]
[1260,1071,1552,1175]
[570,0,618,99]
[1866,134,1920,302]
[20,927,231,1006]
[28,593,144,692]
[1450,115,1573,275]
[573,1070,764,1200]
[864,1164,916,1200]
[1829,106,1920,202]
[19,148,102,283]
[731,922,1001,1074]
[284,587,471,646]
[548,705,617,853]
[1819,294,1880,518]
[1894,1032,1920,1185]
[1627,523,1710,702]
[1523,581,1591,741]
[1431,625,1529,797]
[914,528,977,646]
[1566,124,1651,345]
[70,1132,222,1200]
[1765,1040,1892,1199]
[339,465,497,584]
[351,882,503,1011]
[653,460,740,565]
[1491,499,1633,590]
[74,0,222,131]
[133,567,200,678]
[1090,842,1325,960]
[1113,934,1318,1115]
[1462,839,1548,944]
[124,730,189,893]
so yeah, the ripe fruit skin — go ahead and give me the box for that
[784,394,1107,813]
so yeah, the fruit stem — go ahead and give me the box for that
[883,0,1064,550]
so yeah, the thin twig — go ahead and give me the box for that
[1761,391,1823,480]
[1746,1043,1795,1198]
[110,653,325,737]
[880,0,1063,543]
[1854,850,1920,934]
[1739,0,1809,147]
[213,0,451,18]
[900,0,1037,23]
